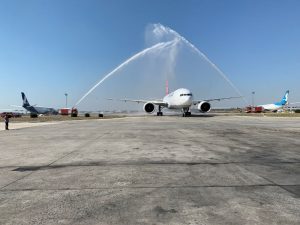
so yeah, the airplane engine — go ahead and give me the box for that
[143,102,155,114]
[198,101,211,113]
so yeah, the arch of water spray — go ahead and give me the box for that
[75,24,246,108]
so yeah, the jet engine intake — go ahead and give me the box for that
[143,102,155,114]
[198,101,211,113]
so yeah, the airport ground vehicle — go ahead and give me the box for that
[245,106,263,113]
[71,108,78,117]
[60,108,70,116]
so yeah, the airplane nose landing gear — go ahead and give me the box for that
[182,108,191,117]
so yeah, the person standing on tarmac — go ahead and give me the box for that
[4,114,9,130]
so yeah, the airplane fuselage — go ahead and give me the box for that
[23,105,58,115]
[163,88,193,109]
[259,103,283,111]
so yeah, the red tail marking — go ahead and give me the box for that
[166,80,169,95]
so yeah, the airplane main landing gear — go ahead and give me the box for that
[157,106,163,116]
[157,112,163,116]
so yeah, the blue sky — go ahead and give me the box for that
[0,0,300,110]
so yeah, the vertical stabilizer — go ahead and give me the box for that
[166,80,169,95]
[281,90,289,105]
[276,90,289,106]
[21,92,30,107]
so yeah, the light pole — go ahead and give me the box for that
[252,91,255,107]
[65,93,68,108]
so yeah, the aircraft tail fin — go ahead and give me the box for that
[166,80,169,95]
[21,92,30,107]
[278,90,289,105]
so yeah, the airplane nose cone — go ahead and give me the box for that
[184,96,193,106]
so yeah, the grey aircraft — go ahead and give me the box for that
[21,92,58,115]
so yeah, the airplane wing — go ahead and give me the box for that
[10,105,23,108]
[193,96,243,105]
[0,109,25,115]
[107,98,168,107]
[0,109,16,111]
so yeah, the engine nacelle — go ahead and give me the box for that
[143,102,155,114]
[198,101,211,113]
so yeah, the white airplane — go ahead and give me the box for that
[110,86,241,117]
[258,90,300,112]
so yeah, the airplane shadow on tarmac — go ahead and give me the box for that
[189,114,215,117]
[167,114,215,118]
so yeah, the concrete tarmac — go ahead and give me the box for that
[0,115,299,225]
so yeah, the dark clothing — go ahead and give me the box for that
[4,115,9,130]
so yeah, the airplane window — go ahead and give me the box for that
[180,93,192,96]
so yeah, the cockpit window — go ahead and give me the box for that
[180,93,193,96]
